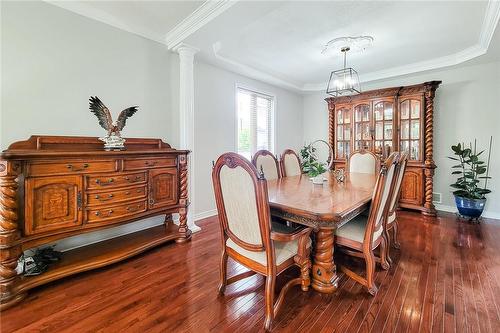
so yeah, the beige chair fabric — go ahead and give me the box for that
[283,154,301,176]
[336,156,397,245]
[226,235,311,265]
[335,216,383,245]
[255,154,279,180]
[220,165,262,245]
[387,156,407,224]
[349,153,377,174]
[388,211,396,224]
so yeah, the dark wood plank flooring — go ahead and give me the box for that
[1,211,499,332]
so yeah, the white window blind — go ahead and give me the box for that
[237,87,274,160]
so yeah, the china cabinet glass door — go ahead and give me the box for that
[335,107,351,159]
[353,104,371,151]
[373,101,394,157]
[400,99,421,160]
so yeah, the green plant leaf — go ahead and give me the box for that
[451,171,462,174]
[447,156,459,161]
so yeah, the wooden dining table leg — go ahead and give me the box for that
[311,228,339,293]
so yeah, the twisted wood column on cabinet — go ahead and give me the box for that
[328,104,335,170]
[176,154,192,243]
[0,160,24,310]
[423,86,437,216]
[311,228,339,293]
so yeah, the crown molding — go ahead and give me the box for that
[212,0,500,93]
[212,42,304,92]
[165,0,238,49]
[44,0,165,44]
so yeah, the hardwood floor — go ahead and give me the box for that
[2,211,499,332]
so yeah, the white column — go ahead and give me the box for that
[176,43,200,232]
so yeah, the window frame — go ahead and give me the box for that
[234,84,276,159]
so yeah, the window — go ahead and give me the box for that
[236,87,275,160]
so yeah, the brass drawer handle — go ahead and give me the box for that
[95,209,113,217]
[96,178,114,185]
[67,163,89,172]
[95,194,113,201]
[125,175,142,182]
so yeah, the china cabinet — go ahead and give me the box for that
[326,81,441,215]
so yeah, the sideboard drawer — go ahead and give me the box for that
[86,172,147,190]
[28,160,117,176]
[87,200,147,223]
[86,185,147,206]
[123,157,176,171]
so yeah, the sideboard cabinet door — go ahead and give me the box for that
[25,175,83,235]
[149,168,178,210]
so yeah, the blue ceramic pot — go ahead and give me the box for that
[454,195,486,218]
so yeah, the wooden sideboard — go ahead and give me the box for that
[326,81,441,216]
[0,136,191,310]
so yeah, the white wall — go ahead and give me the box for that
[303,60,500,218]
[1,1,176,149]
[193,61,304,216]
[1,1,178,250]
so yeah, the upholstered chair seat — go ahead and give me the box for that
[227,221,312,265]
[213,152,312,331]
[335,216,383,245]
[388,211,396,224]
[334,152,399,295]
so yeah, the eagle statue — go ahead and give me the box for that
[89,96,138,150]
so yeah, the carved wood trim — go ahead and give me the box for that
[0,160,24,309]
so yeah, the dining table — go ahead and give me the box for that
[267,171,377,293]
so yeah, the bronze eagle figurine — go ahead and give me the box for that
[89,96,138,137]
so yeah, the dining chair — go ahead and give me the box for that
[252,150,281,180]
[280,149,302,177]
[334,152,399,295]
[347,150,380,175]
[385,151,409,251]
[212,152,312,331]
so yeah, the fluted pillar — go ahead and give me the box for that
[176,43,200,232]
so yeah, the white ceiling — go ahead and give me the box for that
[47,0,205,43]
[46,0,500,93]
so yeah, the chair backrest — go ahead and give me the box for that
[348,150,379,174]
[388,151,409,216]
[212,152,273,257]
[363,152,399,247]
[280,149,302,177]
[252,150,280,180]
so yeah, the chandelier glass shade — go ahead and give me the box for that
[326,47,361,97]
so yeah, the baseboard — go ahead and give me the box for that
[194,209,218,221]
[435,203,500,221]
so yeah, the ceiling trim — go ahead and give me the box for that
[44,0,165,44]
[212,42,303,92]
[165,0,238,49]
[213,0,500,93]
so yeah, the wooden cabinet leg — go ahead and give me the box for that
[311,228,339,293]
[0,161,25,310]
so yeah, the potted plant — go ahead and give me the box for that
[300,143,327,184]
[449,138,492,219]
[308,160,327,185]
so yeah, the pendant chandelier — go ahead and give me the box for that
[323,36,373,97]
[326,47,360,97]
